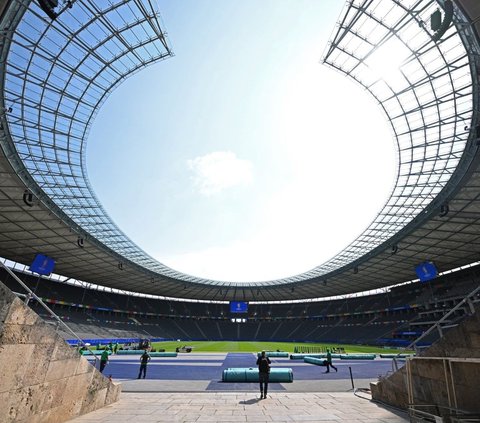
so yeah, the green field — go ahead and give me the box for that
[150,340,406,354]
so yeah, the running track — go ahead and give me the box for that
[87,353,403,392]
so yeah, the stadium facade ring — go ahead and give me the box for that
[0,0,479,301]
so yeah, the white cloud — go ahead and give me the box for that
[187,151,253,196]
[157,67,396,283]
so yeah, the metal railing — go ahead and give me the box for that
[0,261,100,366]
[406,357,480,421]
[408,404,480,423]
[405,284,480,352]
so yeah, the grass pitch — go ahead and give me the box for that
[150,340,405,354]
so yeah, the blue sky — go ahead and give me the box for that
[86,0,396,282]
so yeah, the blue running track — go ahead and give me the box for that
[88,353,403,390]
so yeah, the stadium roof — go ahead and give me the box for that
[0,0,479,301]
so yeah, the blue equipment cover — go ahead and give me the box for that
[222,367,293,382]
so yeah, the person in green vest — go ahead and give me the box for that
[325,348,338,373]
[99,349,109,373]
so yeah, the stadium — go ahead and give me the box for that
[0,0,479,422]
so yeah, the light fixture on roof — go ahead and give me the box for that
[431,9,442,31]
[37,0,59,19]
[430,1,453,42]
[439,203,449,217]
[23,189,34,207]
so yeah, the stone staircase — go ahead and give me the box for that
[0,280,121,423]
[370,307,480,415]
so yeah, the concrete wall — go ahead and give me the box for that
[0,280,121,423]
[371,309,480,413]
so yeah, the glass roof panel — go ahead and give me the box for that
[0,0,478,290]
[318,0,476,282]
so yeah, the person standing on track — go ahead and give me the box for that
[325,348,338,373]
[256,351,271,399]
[138,349,151,379]
[99,349,109,373]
